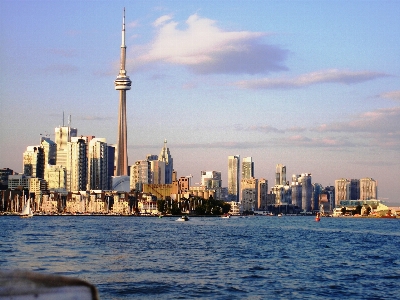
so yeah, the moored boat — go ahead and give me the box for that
[20,198,33,218]
[176,215,189,222]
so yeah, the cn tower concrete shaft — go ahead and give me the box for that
[114,8,131,176]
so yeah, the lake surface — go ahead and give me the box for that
[1,216,399,299]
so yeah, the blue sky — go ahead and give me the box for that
[1,0,399,204]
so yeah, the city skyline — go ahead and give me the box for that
[0,1,399,205]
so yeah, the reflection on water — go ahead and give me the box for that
[1,216,399,299]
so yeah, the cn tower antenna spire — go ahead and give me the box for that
[114,8,132,176]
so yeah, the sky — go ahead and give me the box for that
[0,0,399,205]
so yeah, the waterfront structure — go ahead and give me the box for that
[360,177,377,200]
[55,122,78,167]
[159,140,173,184]
[66,137,87,191]
[114,9,132,176]
[228,155,240,201]
[275,164,286,185]
[23,146,44,179]
[257,179,268,210]
[242,157,254,179]
[88,138,109,190]
[241,178,258,212]
[335,178,350,206]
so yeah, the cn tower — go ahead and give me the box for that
[114,8,131,176]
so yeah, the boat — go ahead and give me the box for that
[176,215,189,222]
[20,198,33,218]
[315,212,321,222]
[221,214,230,219]
[277,213,283,217]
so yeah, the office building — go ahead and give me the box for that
[275,164,286,185]
[242,157,254,179]
[23,146,44,179]
[159,140,173,184]
[241,178,258,212]
[66,137,87,191]
[88,138,108,190]
[228,155,240,201]
[55,122,78,167]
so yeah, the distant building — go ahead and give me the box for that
[335,178,350,207]
[159,140,173,184]
[228,155,240,201]
[88,138,108,190]
[257,179,269,211]
[45,165,67,191]
[350,179,360,200]
[360,177,377,200]
[201,171,222,188]
[130,160,151,191]
[40,137,57,168]
[241,178,257,211]
[23,146,44,179]
[242,157,254,179]
[275,164,286,185]
[55,124,77,167]
[313,183,323,211]
[8,174,30,190]
[66,137,87,191]
[0,168,14,190]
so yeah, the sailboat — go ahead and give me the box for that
[20,198,33,218]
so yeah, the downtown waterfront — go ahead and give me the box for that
[1,216,399,299]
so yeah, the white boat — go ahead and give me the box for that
[221,214,230,219]
[176,215,189,222]
[20,198,33,218]
[277,213,283,217]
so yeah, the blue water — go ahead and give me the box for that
[1,216,399,299]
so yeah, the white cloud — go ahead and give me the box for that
[235,69,390,89]
[132,14,288,74]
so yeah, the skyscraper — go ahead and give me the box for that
[275,164,286,185]
[114,8,132,176]
[55,122,77,167]
[159,140,173,184]
[228,155,240,201]
[66,137,87,191]
[88,138,108,190]
[242,157,254,179]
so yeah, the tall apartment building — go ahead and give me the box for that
[257,178,268,210]
[66,137,87,191]
[275,164,286,185]
[360,177,377,200]
[88,138,108,190]
[312,183,323,211]
[159,140,173,184]
[291,173,312,211]
[55,124,77,167]
[228,155,240,201]
[130,160,151,191]
[23,146,44,179]
[241,178,258,212]
[147,155,166,184]
[40,137,57,167]
[242,157,254,179]
[335,178,350,206]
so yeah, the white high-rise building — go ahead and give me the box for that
[66,137,87,191]
[299,173,312,212]
[88,138,108,190]
[242,157,254,179]
[201,171,222,188]
[335,178,350,206]
[275,164,286,185]
[228,155,240,201]
[360,178,377,200]
[130,160,151,191]
[55,124,77,167]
